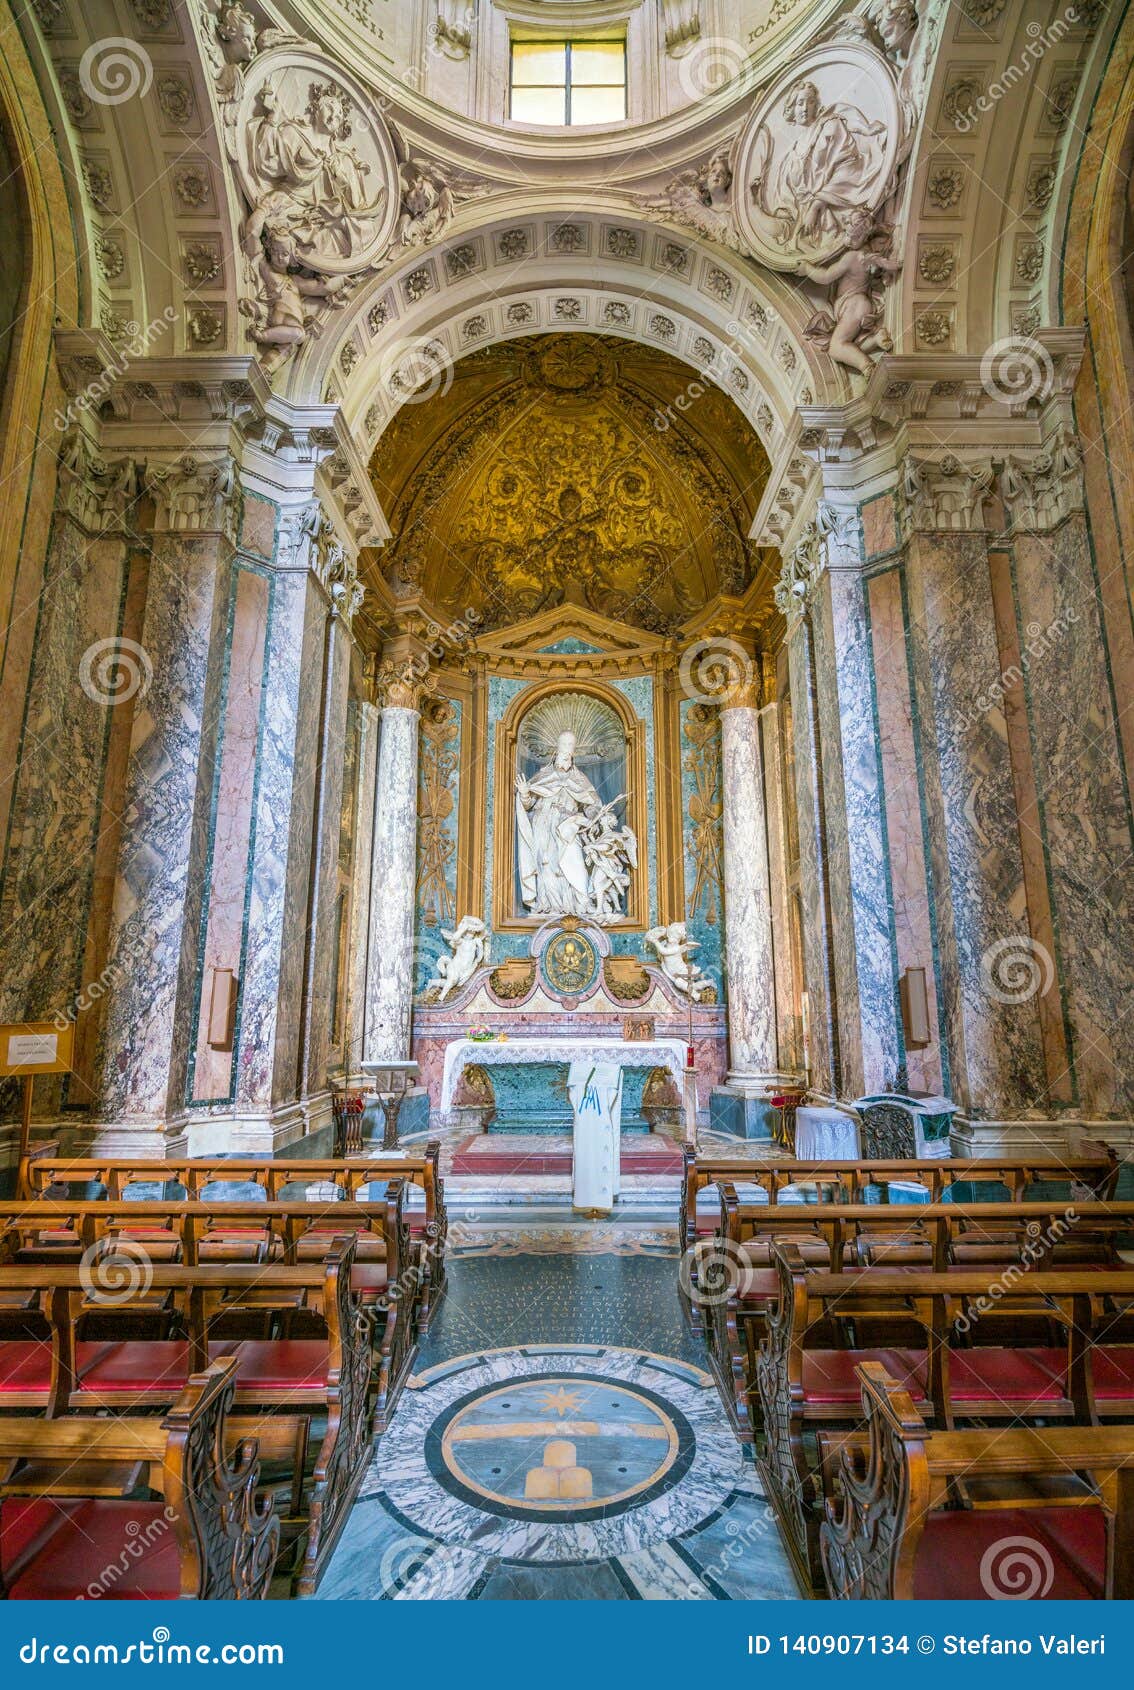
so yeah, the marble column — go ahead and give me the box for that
[364,669,424,1062]
[344,696,380,1078]
[784,612,837,1097]
[900,456,1050,1132]
[1003,448,1134,1130]
[808,513,905,1099]
[0,437,138,1118]
[227,501,362,1151]
[719,675,780,1090]
[758,667,800,1075]
[94,457,238,1141]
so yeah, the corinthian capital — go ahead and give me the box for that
[898,452,995,534]
[375,655,433,712]
[56,430,139,534]
[1000,429,1085,532]
[145,453,239,537]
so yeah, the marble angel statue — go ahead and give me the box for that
[427,915,489,1002]
[644,921,715,1001]
[583,800,637,918]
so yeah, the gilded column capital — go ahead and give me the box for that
[375,654,433,712]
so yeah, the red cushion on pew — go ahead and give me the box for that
[76,1341,190,1394]
[912,1505,1104,1601]
[802,1349,926,1406]
[227,1339,329,1391]
[350,1264,388,1304]
[0,1342,53,1394]
[1092,1346,1134,1401]
[736,1268,780,1304]
[949,1347,1066,1405]
[3,1500,180,1600]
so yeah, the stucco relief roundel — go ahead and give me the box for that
[732,44,901,271]
[234,48,399,275]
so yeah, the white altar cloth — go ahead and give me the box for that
[794,1105,860,1160]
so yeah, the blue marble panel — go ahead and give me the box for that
[414,696,462,994]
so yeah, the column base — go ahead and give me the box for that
[710,1075,801,1141]
[11,1092,337,1161]
[950,1113,1134,1161]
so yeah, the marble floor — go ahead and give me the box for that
[313,1234,798,1600]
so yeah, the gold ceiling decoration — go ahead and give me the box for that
[368,335,770,636]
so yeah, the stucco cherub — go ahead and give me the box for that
[800,209,901,377]
[427,916,489,1003]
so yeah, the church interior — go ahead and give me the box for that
[1,0,1134,1607]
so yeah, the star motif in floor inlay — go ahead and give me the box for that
[535,1386,585,1415]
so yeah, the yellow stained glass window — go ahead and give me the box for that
[510,38,626,127]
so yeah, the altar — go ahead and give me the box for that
[439,1036,697,1139]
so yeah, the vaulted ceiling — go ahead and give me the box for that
[367,334,773,635]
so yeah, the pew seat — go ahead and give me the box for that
[0,1358,278,1600]
[3,1499,185,1600]
[907,1506,1104,1601]
[820,1362,1134,1600]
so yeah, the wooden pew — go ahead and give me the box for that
[0,1243,379,1596]
[698,1194,1134,1440]
[821,1360,1134,1600]
[0,1356,279,1599]
[679,1140,1120,1251]
[756,1250,1134,1592]
[17,1143,448,1329]
[0,1189,418,1409]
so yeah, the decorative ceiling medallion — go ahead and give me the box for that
[233,47,399,275]
[731,43,901,271]
[523,335,616,399]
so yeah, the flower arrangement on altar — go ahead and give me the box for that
[467,1024,506,1042]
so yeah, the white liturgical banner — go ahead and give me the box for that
[568,1061,623,1215]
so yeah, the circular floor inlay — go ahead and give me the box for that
[360,1344,748,1564]
[429,1372,691,1522]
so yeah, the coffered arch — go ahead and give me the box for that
[283,204,827,455]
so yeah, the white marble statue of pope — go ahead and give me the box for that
[515,731,604,917]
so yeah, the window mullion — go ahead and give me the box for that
[565,40,572,126]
